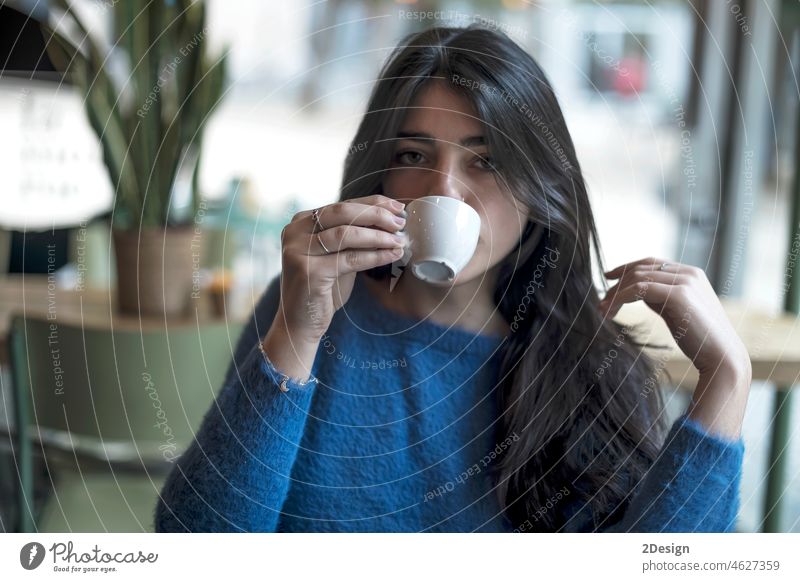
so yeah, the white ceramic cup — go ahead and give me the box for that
[399,196,481,283]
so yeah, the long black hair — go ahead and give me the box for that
[338,25,668,532]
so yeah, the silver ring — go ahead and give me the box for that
[311,207,324,232]
[658,262,670,271]
[316,233,331,254]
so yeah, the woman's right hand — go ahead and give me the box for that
[272,194,407,343]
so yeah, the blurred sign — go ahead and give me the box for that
[0,78,113,230]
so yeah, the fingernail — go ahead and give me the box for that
[394,215,406,227]
[392,200,406,211]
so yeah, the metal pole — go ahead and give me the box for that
[9,318,35,532]
[763,13,800,531]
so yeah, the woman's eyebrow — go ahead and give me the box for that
[396,131,486,147]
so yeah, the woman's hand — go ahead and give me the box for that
[598,257,752,439]
[276,194,407,342]
[598,257,748,376]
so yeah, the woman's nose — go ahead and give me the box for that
[425,162,465,202]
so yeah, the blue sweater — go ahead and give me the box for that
[154,272,745,532]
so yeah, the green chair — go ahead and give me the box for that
[9,313,244,532]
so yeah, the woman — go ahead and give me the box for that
[155,26,751,533]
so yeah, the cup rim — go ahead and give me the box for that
[405,196,480,218]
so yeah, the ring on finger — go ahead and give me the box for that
[311,207,324,233]
[658,262,670,271]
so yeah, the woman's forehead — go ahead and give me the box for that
[400,81,485,142]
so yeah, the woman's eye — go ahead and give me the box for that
[475,155,498,171]
[395,150,426,165]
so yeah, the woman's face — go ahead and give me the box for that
[382,79,528,287]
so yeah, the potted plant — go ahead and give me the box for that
[43,0,227,317]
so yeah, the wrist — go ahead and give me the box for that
[266,318,323,348]
[689,353,751,441]
[258,338,318,390]
[697,352,752,391]
[260,323,321,387]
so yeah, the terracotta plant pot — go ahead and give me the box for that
[113,227,197,318]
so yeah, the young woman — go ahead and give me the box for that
[155,26,751,533]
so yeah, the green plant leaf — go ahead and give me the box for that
[45,0,227,229]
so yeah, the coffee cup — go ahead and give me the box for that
[396,196,481,284]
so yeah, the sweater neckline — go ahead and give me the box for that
[347,272,508,355]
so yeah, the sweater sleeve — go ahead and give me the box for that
[154,274,320,532]
[560,412,745,533]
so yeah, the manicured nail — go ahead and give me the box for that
[393,215,406,227]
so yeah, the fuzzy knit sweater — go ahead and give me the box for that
[154,272,745,533]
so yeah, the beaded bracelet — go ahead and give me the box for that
[257,340,319,392]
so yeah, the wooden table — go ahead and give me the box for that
[615,299,800,389]
[0,274,243,366]
[3,274,798,384]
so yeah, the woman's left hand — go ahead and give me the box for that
[598,257,749,379]
[598,257,752,439]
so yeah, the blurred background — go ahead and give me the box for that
[0,0,798,533]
